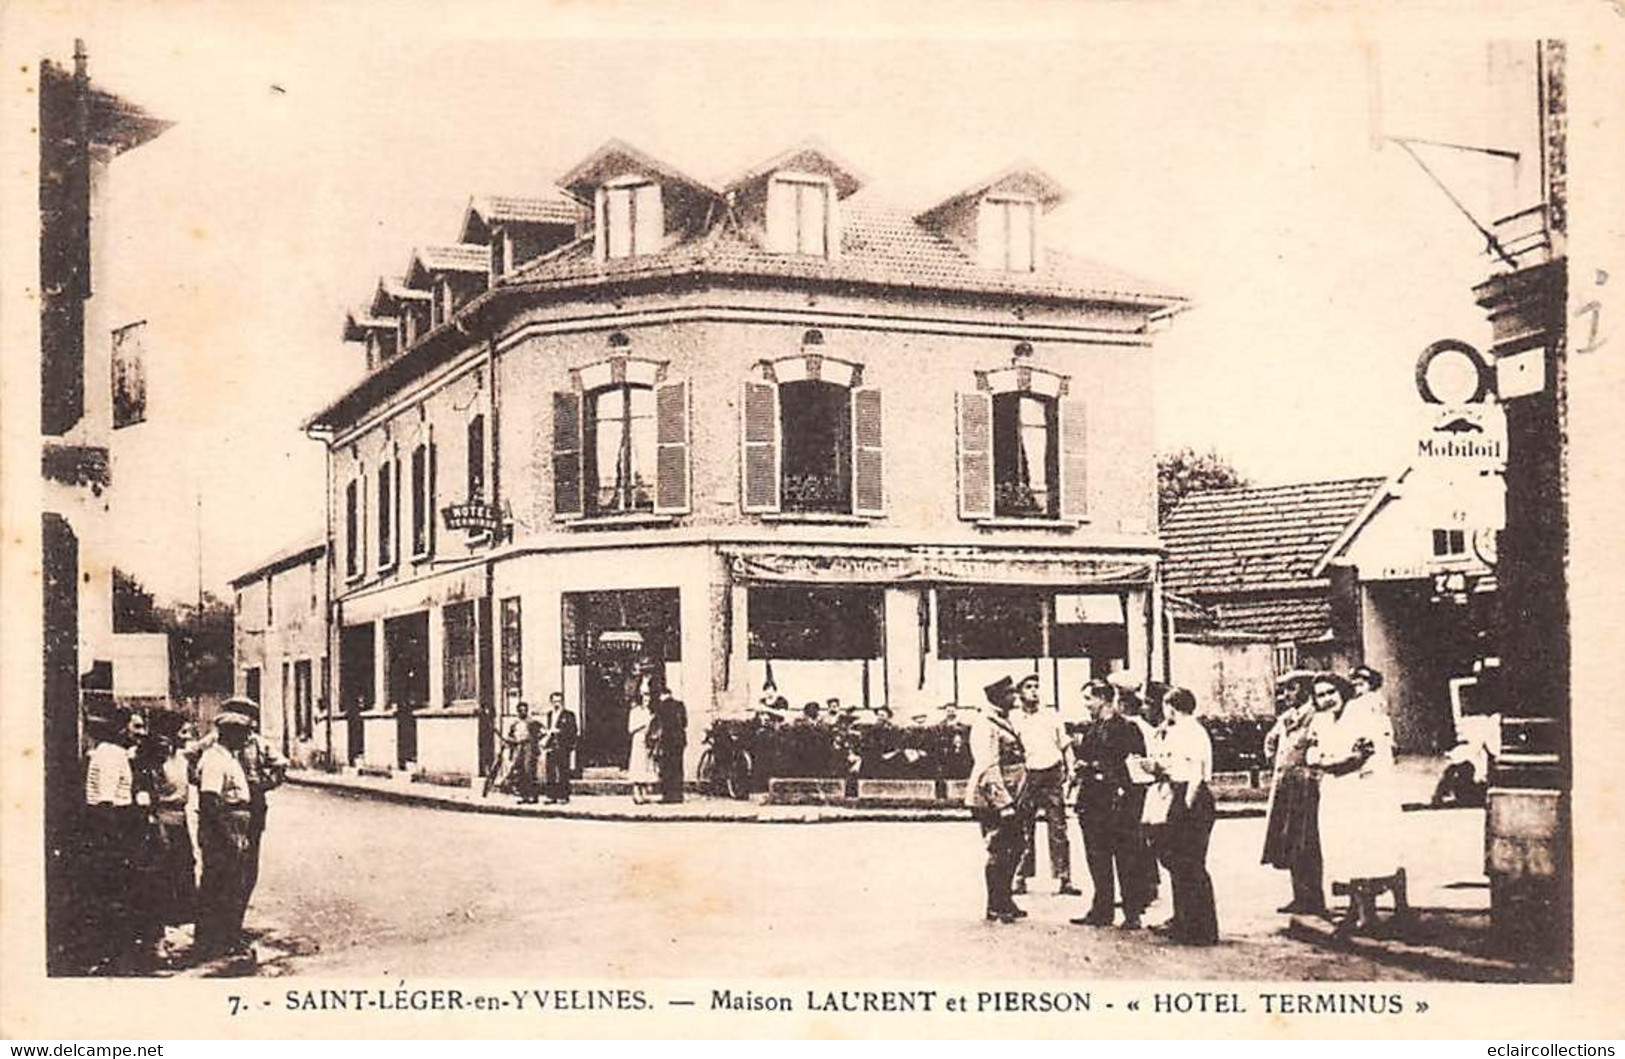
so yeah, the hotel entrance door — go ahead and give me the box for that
[564,588,681,768]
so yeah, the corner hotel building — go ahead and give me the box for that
[306,140,1187,779]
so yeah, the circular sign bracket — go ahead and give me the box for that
[1416,339,1493,405]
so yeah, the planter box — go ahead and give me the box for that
[855,779,941,806]
[767,778,849,805]
[944,779,969,804]
[410,769,473,789]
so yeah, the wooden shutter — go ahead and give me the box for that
[427,428,437,554]
[740,380,780,513]
[654,379,691,515]
[593,187,608,262]
[976,199,1002,269]
[766,179,795,253]
[552,391,584,519]
[634,182,663,254]
[1059,395,1089,520]
[851,386,884,516]
[956,391,993,520]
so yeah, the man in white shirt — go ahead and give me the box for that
[1149,687,1219,945]
[80,707,138,973]
[1011,675,1080,896]
[194,708,255,960]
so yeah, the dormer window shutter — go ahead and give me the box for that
[594,187,609,263]
[633,182,662,255]
[740,380,780,513]
[976,200,1002,270]
[1059,395,1089,520]
[766,179,796,253]
[956,391,994,520]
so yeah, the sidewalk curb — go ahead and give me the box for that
[289,771,1276,823]
[1282,916,1543,983]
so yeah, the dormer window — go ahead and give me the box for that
[767,174,833,257]
[978,196,1038,272]
[489,225,511,279]
[599,178,662,260]
[432,280,454,328]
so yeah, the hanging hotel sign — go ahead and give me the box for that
[442,501,502,534]
[725,549,1153,587]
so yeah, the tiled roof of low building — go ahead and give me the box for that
[1161,477,1387,597]
[502,196,1186,308]
[229,538,326,589]
[1209,594,1337,644]
[468,193,581,228]
[412,244,490,275]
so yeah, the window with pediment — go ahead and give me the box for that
[956,360,1087,522]
[740,354,883,518]
[553,356,690,521]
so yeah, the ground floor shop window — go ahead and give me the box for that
[936,587,1126,716]
[443,600,478,706]
[748,585,883,708]
[562,588,682,769]
[500,596,522,711]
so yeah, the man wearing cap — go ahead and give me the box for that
[1011,674,1080,897]
[230,698,286,917]
[195,707,255,959]
[965,676,1029,923]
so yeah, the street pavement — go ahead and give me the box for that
[247,786,1488,981]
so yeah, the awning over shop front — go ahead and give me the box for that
[723,547,1153,587]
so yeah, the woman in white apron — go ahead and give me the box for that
[1307,671,1403,934]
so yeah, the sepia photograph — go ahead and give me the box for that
[3,0,1623,1042]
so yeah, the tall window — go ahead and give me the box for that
[411,443,430,556]
[377,460,395,569]
[443,601,478,705]
[780,380,852,514]
[344,478,361,578]
[585,384,656,514]
[265,573,275,627]
[980,196,1037,272]
[467,414,486,502]
[992,392,1057,518]
[500,597,523,709]
[293,659,314,739]
[244,666,261,703]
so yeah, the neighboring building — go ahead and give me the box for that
[1163,466,1504,751]
[306,140,1187,780]
[1162,476,1387,677]
[230,540,329,766]
[38,40,171,973]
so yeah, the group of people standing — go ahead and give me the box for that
[625,679,688,804]
[500,693,579,804]
[1261,665,1405,935]
[966,673,1219,946]
[78,696,284,973]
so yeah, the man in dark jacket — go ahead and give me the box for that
[649,682,688,803]
[541,692,578,804]
[1069,679,1149,929]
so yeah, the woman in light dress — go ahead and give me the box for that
[1307,668,1404,934]
[626,685,658,804]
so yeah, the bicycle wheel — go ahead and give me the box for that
[695,747,719,795]
[725,749,754,800]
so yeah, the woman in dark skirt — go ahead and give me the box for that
[1260,676,1325,915]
